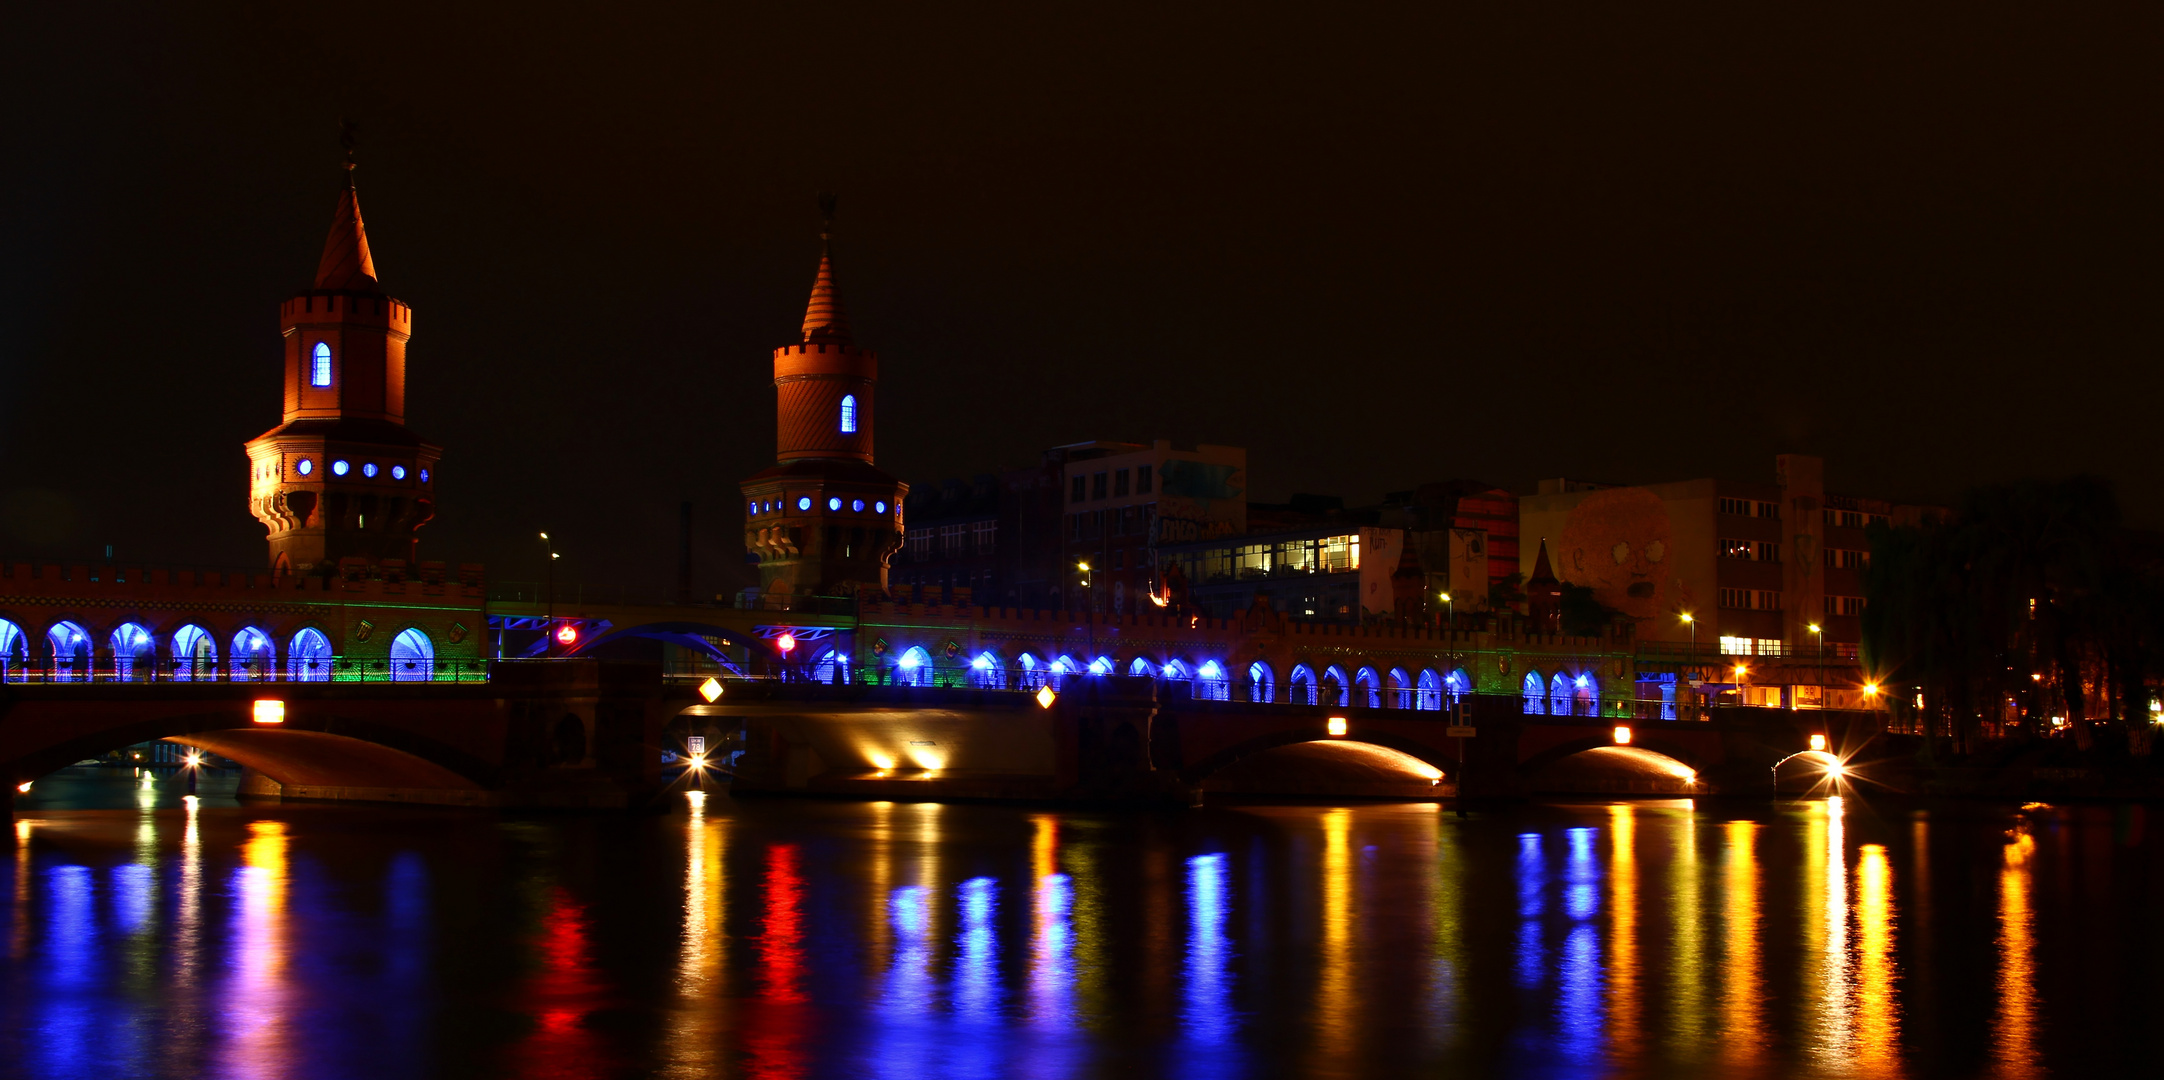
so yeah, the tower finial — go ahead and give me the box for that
[338,118,360,191]
[800,193,851,343]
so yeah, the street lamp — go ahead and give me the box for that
[1076,560,1093,613]
[540,532,561,655]
[1440,591,1453,629]
[1808,622,1823,662]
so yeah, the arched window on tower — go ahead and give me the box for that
[839,394,857,433]
[311,342,332,387]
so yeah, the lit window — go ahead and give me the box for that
[876,501,888,514]
[840,394,857,433]
[311,342,331,387]
[392,465,406,480]
[749,501,759,516]
[332,460,350,476]
[419,468,431,483]
[362,462,378,478]
[797,496,812,511]
[853,499,866,512]
[296,458,314,476]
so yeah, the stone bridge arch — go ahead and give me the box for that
[1180,726,1454,799]
[5,706,494,802]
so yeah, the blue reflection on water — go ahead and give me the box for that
[34,865,96,1077]
[112,862,152,933]
[1516,834,1544,988]
[1565,827,1599,920]
[1175,852,1243,1079]
[1031,873,1075,1027]
[885,885,934,1014]
[955,877,1001,1023]
[1557,923,1604,1067]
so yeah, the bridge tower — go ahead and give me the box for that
[244,149,441,576]
[740,199,906,600]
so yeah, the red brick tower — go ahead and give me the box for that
[741,199,906,599]
[245,149,441,576]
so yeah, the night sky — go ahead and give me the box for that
[4,2,2157,597]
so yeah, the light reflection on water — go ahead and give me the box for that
[0,797,2151,1078]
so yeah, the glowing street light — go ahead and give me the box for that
[776,632,797,656]
[1327,716,1348,737]
[1808,622,1823,660]
[1809,733,1827,752]
[1439,591,1454,628]
[252,699,285,724]
[1613,726,1632,745]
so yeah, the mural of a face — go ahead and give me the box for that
[1557,488,1673,622]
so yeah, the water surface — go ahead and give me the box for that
[4,770,2157,1078]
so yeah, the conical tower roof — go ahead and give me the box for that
[799,241,851,343]
[313,175,379,292]
[1528,538,1559,585]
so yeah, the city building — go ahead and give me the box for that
[739,207,907,602]
[1061,440,1246,614]
[1517,454,1933,659]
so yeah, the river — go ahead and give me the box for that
[1,767,2156,1078]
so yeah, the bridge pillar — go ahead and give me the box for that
[1062,675,1169,799]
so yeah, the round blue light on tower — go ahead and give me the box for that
[362,462,378,478]
[296,458,314,476]
[420,468,431,483]
[748,501,759,516]
[331,460,350,476]
[827,497,842,511]
[852,499,865,512]
[392,465,407,480]
[875,501,888,514]
[797,497,812,512]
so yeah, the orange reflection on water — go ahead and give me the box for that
[1028,815,1076,1027]
[1606,806,1643,1067]
[662,792,729,1079]
[1995,828,2041,1078]
[1313,808,1354,1069]
[220,820,294,1080]
[1719,820,1765,1073]
[11,820,28,960]
[1854,843,1903,1077]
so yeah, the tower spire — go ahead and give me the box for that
[314,120,379,292]
[799,192,851,343]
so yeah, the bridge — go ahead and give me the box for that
[2,651,1891,812]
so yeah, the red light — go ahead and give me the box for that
[555,624,578,645]
[776,633,796,654]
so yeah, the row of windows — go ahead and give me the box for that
[1519,670,1603,716]
[1069,504,1154,541]
[1823,508,1890,529]
[1718,636,1787,656]
[1718,497,1781,519]
[0,618,436,682]
[1173,533,1360,584]
[292,457,428,483]
[749,496,890,516]
[1718,588,1783,611]
[1719,538,1781,562]
[1070,466,1154,504]
[904,520,998,560]
[1825,595,1866,616]
[1826,547,1870,569]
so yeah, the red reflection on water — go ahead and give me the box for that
[511,886,608,1080]
[744,844,809,1080]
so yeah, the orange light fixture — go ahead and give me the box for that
[253,699,286,724]
[1327,716,1348,737]
[1613,725,1632,745]
[777,632,797,655]
[1036,685,1057,709]
[698,677,724,703]
[1809,733,1827,752]
[555,623,579,645]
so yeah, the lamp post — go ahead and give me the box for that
[1440,591,1454,629]
[540,532,560,656]
[1808,622,1823,662]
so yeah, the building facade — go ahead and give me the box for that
[1518,454,1930,659]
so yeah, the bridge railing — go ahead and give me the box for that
[0,656,491,685]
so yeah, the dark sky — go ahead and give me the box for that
[3,1,2158,596]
